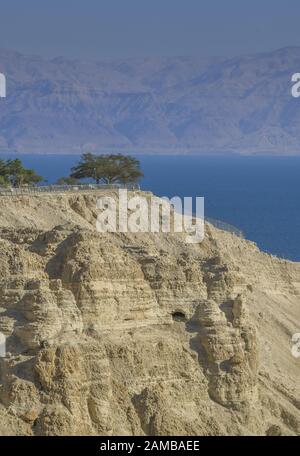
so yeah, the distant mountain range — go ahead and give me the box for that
[0,47,300,154]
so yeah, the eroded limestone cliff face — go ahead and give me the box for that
[0,191,299,436]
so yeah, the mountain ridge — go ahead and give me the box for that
[0,47,300,154]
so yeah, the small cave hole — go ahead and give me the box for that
[171,311,187,322]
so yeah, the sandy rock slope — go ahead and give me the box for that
[0,191,299,435]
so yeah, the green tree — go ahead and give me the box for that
[56,176,80,185]
[70,153,143,185]
[6,159,43,187]
[0,159,9,186]
[0,175,9,187]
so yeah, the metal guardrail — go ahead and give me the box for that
[0,183,140,196]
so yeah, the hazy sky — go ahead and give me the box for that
[1,0,300,59]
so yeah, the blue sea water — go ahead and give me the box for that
[1,154,300,262]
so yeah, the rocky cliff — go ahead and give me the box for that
[0,190,299,435]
